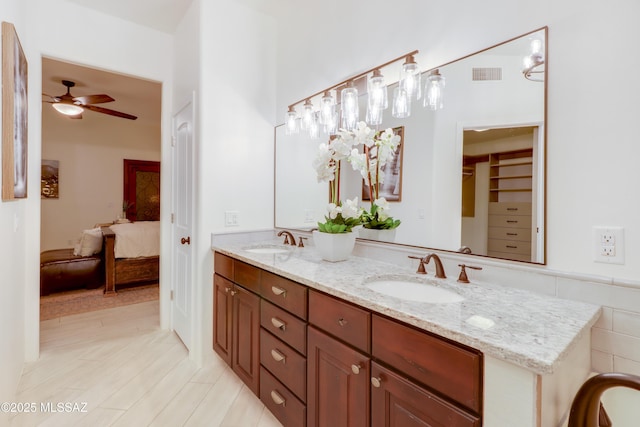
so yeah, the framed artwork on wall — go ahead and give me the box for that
[123,159,160,221]
[41,159,59,199]
[362,126,404,202]
[2,21,28,201]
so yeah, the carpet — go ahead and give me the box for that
[40,284,159,321]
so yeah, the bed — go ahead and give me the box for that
[101,221,160,296]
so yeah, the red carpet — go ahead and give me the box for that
[40,284,159,320]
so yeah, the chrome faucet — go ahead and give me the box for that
[277,230,296,246]
[408,253,446,278]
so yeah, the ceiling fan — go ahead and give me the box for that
[42,80,137,120]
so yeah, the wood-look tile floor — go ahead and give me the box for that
[10,301,282,427]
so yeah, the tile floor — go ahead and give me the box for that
[10,301,282,427]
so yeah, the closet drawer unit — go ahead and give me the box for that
[261,271,308,320]
[260,329,307,401]
[234,260,261,294]
[372,315,482,413]
[488,238,531,256]
[488,214,531,229]
[488,226,531,242]
[260,367,306,427]
[213,252,234,281]
[309,290,371,354]
[487,250,532,262]
[261,299,307,355]
[488,202,532,216]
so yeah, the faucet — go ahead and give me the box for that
[408,253,446,278]
[568,372,640,427]
[277,230,296,246]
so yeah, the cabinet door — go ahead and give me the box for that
[213,274,233,366]
[371,362,480,427]
[307,326,369,427]
[232,284,261,395]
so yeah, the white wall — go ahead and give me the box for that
[194,0,276,362]
[0,1,28,419]
[40,106,161,250]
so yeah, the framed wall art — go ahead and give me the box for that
[362,126,404,202]
[2,21,28,200]
[41,159,59,199]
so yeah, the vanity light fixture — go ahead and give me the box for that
[340,81,359,131]
[285,105,299,135]
[391,86,410,118]
[424,69,445,110]
[399,54,421,100]
[52,102,84,116]
[284,50,419,136]
[522,38,545,82]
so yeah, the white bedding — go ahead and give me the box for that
[109,221,160,258]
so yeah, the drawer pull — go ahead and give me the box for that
[271,286,287,297]
[225,286,231,293]
[337,318,348,327]
[270,390,286,407]
[506,220,518,224]
[271,349,286,363]
[506,232,518,236]
[371,377,382,388]
[351,364,362,375]
[506,245,518,249]
[270,317,287,331]
[507,207,518,211]
[230,289,237,296]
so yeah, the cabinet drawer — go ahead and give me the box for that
[488,226,531,242]
[213,252,234,281]
[488,202,532,216]
[261,299,307,355]
[260,367,306,427]
[487,250,532,262]
[308,290,370,353]
[488,214,532,229]
[261,271,308,320]
[371,362,480,427]
[372,315,482,413]
[260,329,307,401]
[488,238,531,255]
[234,260,261,294]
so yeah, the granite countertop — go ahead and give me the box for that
[212,240,601,375]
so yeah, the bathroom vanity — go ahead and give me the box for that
[212,240,600,427]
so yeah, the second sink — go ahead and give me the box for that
[365,277,464,304]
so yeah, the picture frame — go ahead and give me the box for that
[2,21,28,200]
[362,126,404,202]
[41,160,59,199]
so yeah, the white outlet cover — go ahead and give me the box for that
[593,226,625,264]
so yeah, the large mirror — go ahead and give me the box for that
[275,28,546,264]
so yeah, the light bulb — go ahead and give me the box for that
[424,69,445,110]
[301,99,314,130]
[319,91,335,125]
[285,106,299,135]
[340,82,359,131]
[392,86,410,118]
[52,103,84,116]
[400,55,421,100]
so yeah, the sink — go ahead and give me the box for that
[243,245,290,254]
[365,278,464,303]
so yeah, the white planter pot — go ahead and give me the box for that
[312,230,356,262]
[358,227,397,243]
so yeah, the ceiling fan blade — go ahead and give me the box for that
[73,94,115,105]
[42,93,61,102]
[83,104,137,120]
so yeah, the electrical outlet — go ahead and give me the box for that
[594,226,625,264]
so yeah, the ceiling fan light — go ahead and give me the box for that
[52,102,84,116]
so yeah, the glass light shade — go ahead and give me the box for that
[424,69,445,110]
[308,112,320,139]
[367,70,388,110]
[301,99,314,130]
[52,102,84,116]
[366,104,384,126]
[319,91,335,125]
[340,84,359,131]
[285,106,299,135]
[323,107,338,135]
[391,86,411,118]
[400,55,421,100]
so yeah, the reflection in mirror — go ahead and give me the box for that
[275,27,546,264]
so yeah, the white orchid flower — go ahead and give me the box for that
[327,203,342,219]
[341,197,363,219]
[374,197,391,220]
[353,121,375,147]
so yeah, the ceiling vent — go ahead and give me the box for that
[472,67,502,81]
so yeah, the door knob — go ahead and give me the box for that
[181,236,191,245]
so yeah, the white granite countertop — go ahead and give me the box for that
[212,239,601,375]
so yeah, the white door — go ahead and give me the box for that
[171,96,195,349]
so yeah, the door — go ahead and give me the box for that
[172,97,195,349]
[307,326,370,427]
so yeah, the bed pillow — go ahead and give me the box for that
[73,228,103,257]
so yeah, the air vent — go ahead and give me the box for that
[472,67,502,81]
